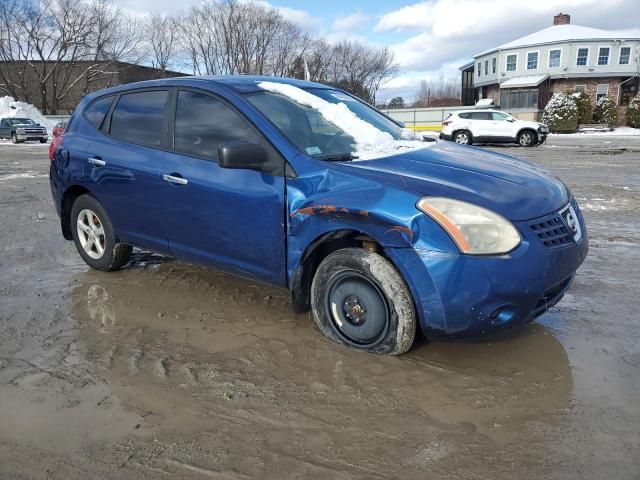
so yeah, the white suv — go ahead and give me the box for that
[439,110,549,147]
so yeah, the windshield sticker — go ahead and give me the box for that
[305,146,322,155]
[330,92,355,102]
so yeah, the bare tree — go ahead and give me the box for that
[0,0,143,113]
[413,73,461,107]
[146,14,178,73]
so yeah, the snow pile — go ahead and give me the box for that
[257,81,429,160]
[0,96,56,132]
[550,127,640,136]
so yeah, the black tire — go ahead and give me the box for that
[518,130,537,147]
[70,194,132,271]
[11,133,20,144]
[453,130,472,145]
[310,248,416,355]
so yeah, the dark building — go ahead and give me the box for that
[0,61,187,114]
[460,61,477,106]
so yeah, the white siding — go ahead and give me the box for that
[474,40,640,86]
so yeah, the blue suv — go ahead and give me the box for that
[50,76,588,355]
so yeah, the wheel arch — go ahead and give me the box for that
[289,227,412,315]
[517,127,538,143]
[60,185,91,240]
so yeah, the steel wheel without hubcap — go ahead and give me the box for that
[519,131,535,146]
[324,270,390,346]
[76,209,106,260]
[455,131,470,144]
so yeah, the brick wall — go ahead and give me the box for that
[483,84,501,103]
[552,77,621,105]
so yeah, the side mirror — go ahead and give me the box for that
[218,141,268,171]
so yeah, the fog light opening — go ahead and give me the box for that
[489,304,516,325]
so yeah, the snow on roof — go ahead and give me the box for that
[500,74,550,89]
[475,24,640,57]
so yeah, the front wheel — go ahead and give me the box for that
[518,130,537,147]
[311,248,416,355]
[71,194,132,271]
[11,133,20,144]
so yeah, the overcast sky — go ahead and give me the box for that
[112,0,640,101]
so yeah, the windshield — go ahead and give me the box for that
[246,85,425,160]
[10,118,36,125]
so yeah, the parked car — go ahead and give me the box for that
[52,122,67,137]
[439,110,549,147]
[0,117,48,143]
[49,76,587,355]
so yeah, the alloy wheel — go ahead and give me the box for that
[76,208,106,260]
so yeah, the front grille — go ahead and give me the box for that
[23,128,45,134]
[530,213,573,248]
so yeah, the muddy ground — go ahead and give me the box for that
[0,137,639,479]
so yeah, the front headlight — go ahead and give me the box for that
[16,128,25,134]
[416,197,521,254]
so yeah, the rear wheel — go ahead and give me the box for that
[518,130,537,147]
[71,194,132,271]
[311,248,416,355]
[454,130,472,145]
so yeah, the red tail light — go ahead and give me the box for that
[443,121,452,127]
[49,134,63,161]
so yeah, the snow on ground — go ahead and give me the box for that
[257,81,431,160]
[0,96,56,131]
[550,127,640,137]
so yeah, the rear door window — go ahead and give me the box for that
[109,90,169,148]
[470,112,492,120]
[83,95,114,130]
[174,90,261,160]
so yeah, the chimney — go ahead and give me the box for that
[553,13,571,25]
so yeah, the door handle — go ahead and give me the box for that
[163,174,188,185]
[88,157,106,166]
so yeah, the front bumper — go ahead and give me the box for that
[16,133,48,141]
[386,203,588,338]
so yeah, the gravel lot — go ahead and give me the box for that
[1,136,639,479]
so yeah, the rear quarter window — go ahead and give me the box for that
[83,95,114,130]
[458,112,471,119]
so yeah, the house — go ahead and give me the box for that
[460,13,640,123]
[0,61,186,115]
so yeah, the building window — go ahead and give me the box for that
[548,49,562,68]
[501,88,539,109]
[596,84,609,101]
[576,47,589,66]
[485,60,489,76]
[492,57,497,74]
[574,85,586,93]
[506,54,517,72]
[527,51,539,70]
[619,46,631,65]
[598,47,610,65]
[477,62,481,76]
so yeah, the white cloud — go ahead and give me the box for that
[333,11,369,31]
[276,5,321,31]
[374,3,432,32]
[376,0,637,72]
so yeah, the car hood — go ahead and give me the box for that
[343,141,568,221]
